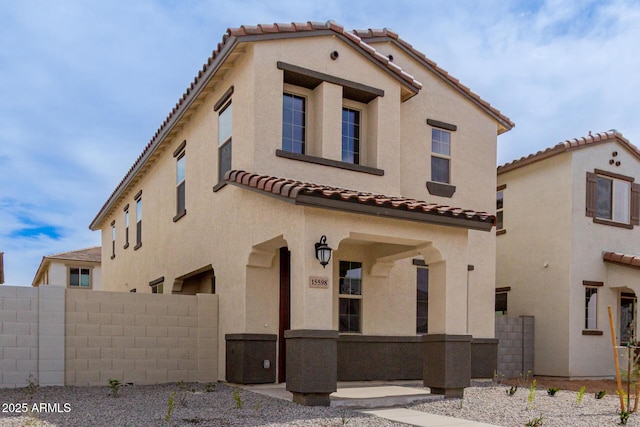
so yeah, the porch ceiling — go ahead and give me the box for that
[225,170,495,231]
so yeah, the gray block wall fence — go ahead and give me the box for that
[495,315,534,379]
[0,285,218,388]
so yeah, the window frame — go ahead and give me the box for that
[586,170,640,228]
[134,192,142,250]
[68,266,92,289]
[416,265,429,334]
[341,104,362,165]
[123,204,129,249]
[282,92,307,155]
[582,280,603,335]
[149,276,164,294]
[338,260,363,334]
[496,184,506,234]
[110,220,116,259]
[430,128,451,184]
[173,141,187,222]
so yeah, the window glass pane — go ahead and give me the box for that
[417,267,429,333]
[282,94,306,154]
[339,298,361,332]
[218,103,232,145]
[176,155,185,184]
[431,156,450,183]
[125,211,129,227]
[218,140,232,182]
[585,287,597,329]
[341,108,360,164]
[339,261,362,295]
[136,199,142,221]
[495,292,508,315]
[497,211,504,230]
[432,129,450,156]
[596,176,612,219]
[69,268,79,287]
[177,182,186,213]
[80,269,90,287]
[614,180,630,223]
[496,191,503,210]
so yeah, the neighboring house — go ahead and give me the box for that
[497,130,640,378]
[32,247,102,290]
[89,21,513,404]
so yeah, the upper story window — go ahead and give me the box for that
[431,129,451,184]
[339,261,362,333]
[134,191,142,250]
[174,140,186,221]
[110,221,116,259]
[123,205,129,249]
[496,184,506,234]
[341,107,360,165]
[213,86,233,192]
[69,267,91,289]
[282,93,306,154]
[586,170,640,228]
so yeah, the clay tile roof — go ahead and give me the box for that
[603,251,640,270]
[498,130,639,174]
[353,27,514,133]
[224,170,495,231]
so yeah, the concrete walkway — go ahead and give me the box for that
[241,381,500,427]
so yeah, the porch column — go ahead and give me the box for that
[422,254,472,398]
[284,232,337,406]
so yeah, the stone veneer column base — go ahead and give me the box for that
[285,329,338,407]
[422,334,472,399]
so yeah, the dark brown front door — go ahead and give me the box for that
[278,247,291,383]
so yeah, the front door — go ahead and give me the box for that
[278,247,291,383]
[620,292,637,345]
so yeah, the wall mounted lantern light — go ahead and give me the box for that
[314,235,333,268]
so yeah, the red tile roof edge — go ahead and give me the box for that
[603,251,640,270]
[90,21,424,230]
[498,130,638,175]
[225,170,495,229]
[353,27,514,132]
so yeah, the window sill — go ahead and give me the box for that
[212,182,227,193]
[173,210,187,222]
[426,181,456,198]
[134,242,142,251]
[582,330,603,336]
[593,218,633,229]
[276,150,384,176]
[123,243,129,249]
[497,229,506,236]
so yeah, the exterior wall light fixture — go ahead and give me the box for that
[315,235,333,268]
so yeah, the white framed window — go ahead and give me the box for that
[497,186,505,231]
[596,175,630,223]
[134,195,142,250]
[124,205,130,249]
[218,101,232,183]
[110,221,116,259]
[431,128,451,183]
[339,261,362,333]
[175,152,186,218]
[69,267,91,288]
[585,287,598,330]
[416,266,428,333]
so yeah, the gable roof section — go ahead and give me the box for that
[603,251,640,270]
[498,130,640,175]
[32,246,101,287]
[89,21,423,231]
[225,170,495,231]
[353,28,514,134]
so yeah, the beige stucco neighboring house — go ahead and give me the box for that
[89,21,513,404]
[497,130,640,378]
[32,246,102,290]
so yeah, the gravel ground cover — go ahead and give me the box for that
[410,384,640,426]
[0,382,405,427]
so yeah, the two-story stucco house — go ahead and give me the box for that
[497,130,640,378]
[32,247,102,289]
[89,21,513,404]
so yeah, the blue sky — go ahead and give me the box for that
[1,0,639,285]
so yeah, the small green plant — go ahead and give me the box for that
[24,374,39,400]
[108,379,122,397]
[527,379,537,409]
[176,380,191,406]
[524,415,543,427]
[339,408,351,425]
[165,391,176,422]
[546,387,559,396]
[506,385,518,396]
[576,385,586,405]
[518,370,533,387]
[233,387,244,409]
[595,390,606,399]
[619,409,631,425]
[205,382,217,392]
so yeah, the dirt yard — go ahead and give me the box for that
[504,376,630,395]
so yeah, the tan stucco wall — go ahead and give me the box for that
[96,34,504,380]
[497,153,574,376]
